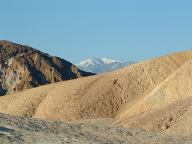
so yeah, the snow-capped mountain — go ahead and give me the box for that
[77,58,136,74]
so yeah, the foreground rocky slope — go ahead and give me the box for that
[0,113,191,144]
[0,40,93,95]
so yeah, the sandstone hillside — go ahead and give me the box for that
[0,50,191,123]
[0,50,192,137]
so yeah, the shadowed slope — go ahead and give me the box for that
[0,40,94,95]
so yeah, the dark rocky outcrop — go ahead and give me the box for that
[0,40,94,96]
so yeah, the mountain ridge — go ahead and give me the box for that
[77,57,135,73]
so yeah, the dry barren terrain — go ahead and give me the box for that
[0,50,192,143]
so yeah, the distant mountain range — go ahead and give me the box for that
[77,58,136,74]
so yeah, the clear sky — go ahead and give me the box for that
[0,0,192,63]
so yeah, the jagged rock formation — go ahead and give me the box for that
[0,40,94,95]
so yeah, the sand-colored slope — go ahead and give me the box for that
[113,60,192,136]
[0,51,191,122]
[114,96,192,136]
[166,104,192,136]
[130,95,192,136]
[116,60,192,120]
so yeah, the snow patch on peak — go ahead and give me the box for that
[78,59,95,67]
[77,58,136,74]
[77,58,120,67]
[100,58,120,64]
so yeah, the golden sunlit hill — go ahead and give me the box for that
[0,50,192,143]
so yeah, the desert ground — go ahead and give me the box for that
[1,113,192,144]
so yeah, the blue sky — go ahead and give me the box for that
[0,0,192,63]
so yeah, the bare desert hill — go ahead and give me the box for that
[116,59,192,120]
[0,40,94,96]
[113,59,192,136]
[0,50,192,137]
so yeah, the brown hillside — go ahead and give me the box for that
[0,40,94,95]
